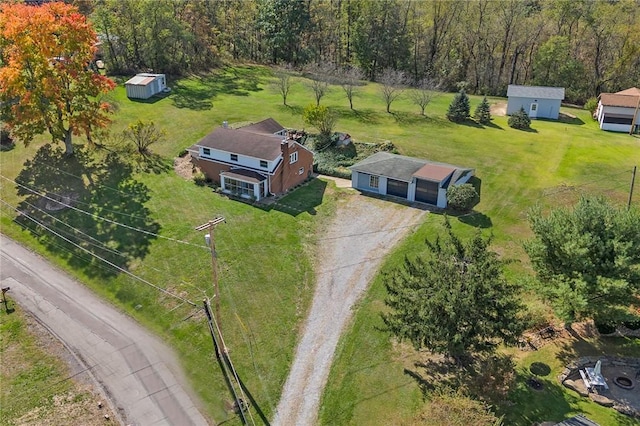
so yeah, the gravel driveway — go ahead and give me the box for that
[273,189,427,425]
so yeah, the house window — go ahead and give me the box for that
[369,175,379,189]
[202,148,211,156]
[260,160,268,168]
[230,154,238,161]
[299,167,304,175]
[224,178,254,197]
[290,151,298,164]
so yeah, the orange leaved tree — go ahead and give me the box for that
[0,2,115,155]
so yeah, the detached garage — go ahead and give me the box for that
[125,73,167,99]
[350,152,474,208]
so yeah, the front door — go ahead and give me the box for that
[529,102,538,118]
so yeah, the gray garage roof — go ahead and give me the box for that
[350,152,473,184]
[507,85,565,100]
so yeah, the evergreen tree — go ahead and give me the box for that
[446,90,470,123]
[474,96,492,125]
[383,220,524,363]
[525,196,640,322]
[508,107,531,130]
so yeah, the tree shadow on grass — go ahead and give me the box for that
[391,111,427,125]
[331,107,381,125]
[484,121,504,130]
[13,144,160,279]
[171,66,266,110]
[279,104,304,116]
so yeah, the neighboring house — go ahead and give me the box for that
[595,87,640,133]
[506,85,565,119]
[350,152,474,208]
[125,73,167,99]
[188,118,313,201]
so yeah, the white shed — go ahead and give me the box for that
[507,85,565,120]
[125,73,167,100]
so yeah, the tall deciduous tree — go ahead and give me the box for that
[338,66,364,110]
[0,2,115,155]
[273,66,293,106]
[379,68,405,113]
[383,220,524,363]
[410,77,438,116]
[525,196,640,322]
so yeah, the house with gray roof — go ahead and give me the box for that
[349,152,474,208]
[507,85,565,119]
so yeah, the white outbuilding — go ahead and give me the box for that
[125,73,167,100]
[506,85,565,120]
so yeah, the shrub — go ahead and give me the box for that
[508,106,531,130]
[594,320,617,335]
[584,97,598,116]
[623,319,640,330]
[446,90,470,123]
[193,171,208,186]
[447,183,479,212]
[474,96,492,125]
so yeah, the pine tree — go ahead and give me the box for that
[508,107,531,130]
[446,90,471,123]
[474,96,492,125]
[383,220,524,363]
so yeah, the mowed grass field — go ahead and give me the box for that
[1,65,639,424]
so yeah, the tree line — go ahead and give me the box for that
[87,0,640,103]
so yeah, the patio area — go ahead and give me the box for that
[560,356,640,418]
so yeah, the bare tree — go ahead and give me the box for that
[122,120,166,156]
[273,65,293,106]
[305,63,334,106]
[410,78,439,116]
[379,68,405,113]
[338,66,364,110]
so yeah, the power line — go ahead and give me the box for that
[1,174,210,251]
[0,199,197,307]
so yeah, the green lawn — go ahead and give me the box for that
[1,65,639,424]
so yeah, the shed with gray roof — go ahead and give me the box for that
[349,152,474,208]
[507,84,565,119]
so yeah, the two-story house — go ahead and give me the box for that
[188,119,314,200]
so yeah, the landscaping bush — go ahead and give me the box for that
[584,97,598,116]
[447,183,479,212]
[508,107,531,130]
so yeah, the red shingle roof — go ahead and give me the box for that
[413,163,457,182]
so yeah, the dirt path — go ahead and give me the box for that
[273,191,427,425]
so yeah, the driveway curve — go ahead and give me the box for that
[0,236,210,426]
[273,191,427,426]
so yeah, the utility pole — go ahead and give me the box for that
[196,217,225,329]
[629,166,637,210]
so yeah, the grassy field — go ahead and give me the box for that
[0,304,114,425]
[1,65,639,424]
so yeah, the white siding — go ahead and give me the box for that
[506,96,561,119]
[200,147,277,172]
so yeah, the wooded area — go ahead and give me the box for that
[87,0,640,103]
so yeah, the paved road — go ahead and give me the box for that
[0,236,210,426]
